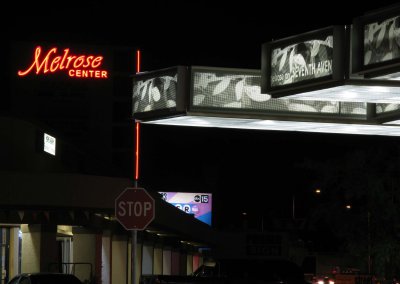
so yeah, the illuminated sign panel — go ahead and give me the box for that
[44,133,56,155]
[351,6,400,78]
[364,15,400,67]
[18,46,108,79]
[132,66,188,120]
[159,192,212,226]
[262,26,347,99]
[270,35,333,87]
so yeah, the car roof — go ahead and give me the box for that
[8,272,82,284]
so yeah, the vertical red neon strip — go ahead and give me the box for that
[136,50,141,74]
[135,122,140,181]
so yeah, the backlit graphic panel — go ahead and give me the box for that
[192,71,267,109]
[191,70,365,116]
[159,192,212,226]
[132,73,178,113]
[271,36,333,87]
[364,15,400,66]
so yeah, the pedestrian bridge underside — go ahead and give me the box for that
[132,66,400,137]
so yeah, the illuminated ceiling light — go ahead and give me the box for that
[374,73,400,80]
[384,119,400,125]
[142,115,400,137]
[315,189,321,194]
[279,83,400,104]
[345,204,352,210]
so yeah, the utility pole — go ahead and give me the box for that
[367,211,371,274]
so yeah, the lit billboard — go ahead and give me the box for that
[270,35,333,87]
[159,192,212,226]
[352,5,400,78]
[262,25,348,98]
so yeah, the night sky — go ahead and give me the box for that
[7,0,400,228]
[7,0,400,70]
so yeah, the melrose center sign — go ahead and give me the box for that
[18,46,109,79]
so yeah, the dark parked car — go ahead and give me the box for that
[7,273,83,284]
[140,258,309,284]
[196,258,310,284]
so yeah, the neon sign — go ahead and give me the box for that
[18,46,109,79]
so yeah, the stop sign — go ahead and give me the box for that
[115,187,155,230]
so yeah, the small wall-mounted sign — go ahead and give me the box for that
[44,133,56,155]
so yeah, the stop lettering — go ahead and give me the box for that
[115,187,155,230]
[117,201,153,217]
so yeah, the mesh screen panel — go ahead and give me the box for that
[339,102,367,115]
[192,71,366,116]
[376,103,400,114]
[132,70,178,114]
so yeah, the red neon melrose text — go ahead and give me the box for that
[18,46,108,79]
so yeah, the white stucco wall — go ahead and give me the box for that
[21,225,40,273]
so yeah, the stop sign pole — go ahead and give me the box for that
[115,187,155,284]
